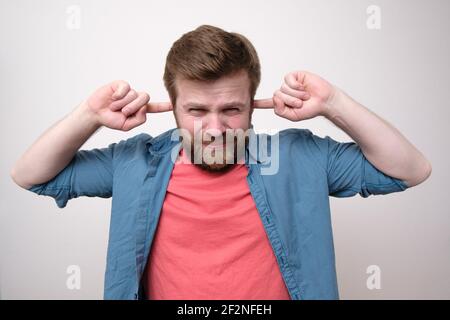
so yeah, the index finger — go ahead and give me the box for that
[146,101,173,113]
[253,98,274,109]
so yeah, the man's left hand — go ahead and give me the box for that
[254,70,336,121]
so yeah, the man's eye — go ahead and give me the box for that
[189,109,205,114]
[224,108,240,113]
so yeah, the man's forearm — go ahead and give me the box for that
[322,87,432,187]
[10,101,102,189]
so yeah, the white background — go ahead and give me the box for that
[1,0,449,299]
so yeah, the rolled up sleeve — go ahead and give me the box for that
[27,143,116,208]
[324,136,409,198]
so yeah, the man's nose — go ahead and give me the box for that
[204,113,226,133]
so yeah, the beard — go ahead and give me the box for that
[180,131,249,173]
[173,108,253,173]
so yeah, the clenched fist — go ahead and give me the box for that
[253,70,336,122]
[84,80,173,131]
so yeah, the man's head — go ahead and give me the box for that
[163,25,261,172]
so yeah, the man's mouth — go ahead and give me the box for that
[202,143,225,149]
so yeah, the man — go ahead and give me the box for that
[10,25,431,300]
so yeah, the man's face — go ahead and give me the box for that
[173,70,253,172]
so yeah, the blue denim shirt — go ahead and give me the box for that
[27,127,409,299]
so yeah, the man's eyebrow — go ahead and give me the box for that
[183,102,247,108]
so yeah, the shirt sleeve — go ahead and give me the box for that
[323,135,410,197]
[26,142,117,208]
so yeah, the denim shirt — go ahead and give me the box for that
[27,127,409,300]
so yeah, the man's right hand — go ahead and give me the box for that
[84,80,173,131]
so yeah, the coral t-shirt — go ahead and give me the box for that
[142,149,291,299]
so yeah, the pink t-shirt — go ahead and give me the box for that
[142,149,291,299]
